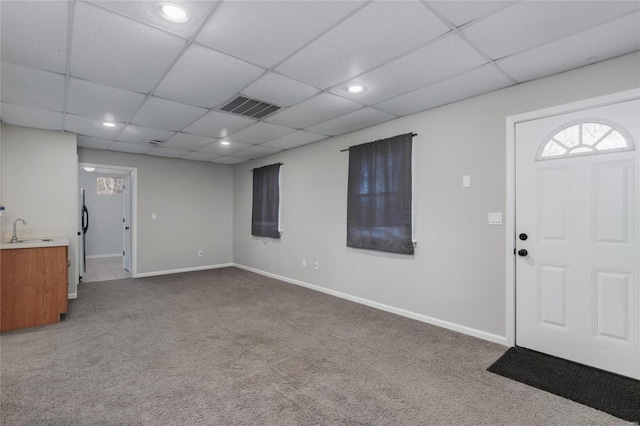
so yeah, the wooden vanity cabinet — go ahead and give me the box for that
[1,246,68,332]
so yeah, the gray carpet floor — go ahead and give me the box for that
[0,267,626,425]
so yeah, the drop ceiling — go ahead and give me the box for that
[1,1,639,165]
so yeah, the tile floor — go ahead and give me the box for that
[82,256,131,283]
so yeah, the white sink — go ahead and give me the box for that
[1,236,69,250]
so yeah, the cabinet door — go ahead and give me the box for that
[57,247,68,314]
[1,246,68,332]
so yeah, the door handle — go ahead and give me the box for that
[125,226,130,230]
[518,249,528,257]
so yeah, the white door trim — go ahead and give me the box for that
[78,162,139,278]
[505,88,640,347]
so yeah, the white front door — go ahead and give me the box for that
[515,97,640,379]
[123,173,132,272]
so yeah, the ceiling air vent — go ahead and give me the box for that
[220,96,280,119]
[148,140,163,146]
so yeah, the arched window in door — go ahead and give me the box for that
[536,119,634,161]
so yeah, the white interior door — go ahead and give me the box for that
[123,173,132,272]
[78,187,86,277]
[515,98,640,379]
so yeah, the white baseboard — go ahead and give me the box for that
[68,293,77,299]
[86,254,122,259]
[135,263,234,278]
[233,263,508,346]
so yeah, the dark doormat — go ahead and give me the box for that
[487,346,640,422]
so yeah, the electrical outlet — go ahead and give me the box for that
[302,259,307,267]
[198,250,203,257]
[314,260,319,270]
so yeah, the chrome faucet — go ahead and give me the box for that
[10,218,27,243]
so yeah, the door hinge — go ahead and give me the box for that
[123,218,125,223]
[123,251,125,256]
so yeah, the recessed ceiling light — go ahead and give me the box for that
[347,85,366,94]
[84,167,95,172]
[159,3,189,22]
[102,122,116,127]
[220,141,230,146]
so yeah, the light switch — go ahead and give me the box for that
[152,213,157,220]
[463,175,471,188]
[488,212,502,225]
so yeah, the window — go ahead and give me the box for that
[97,177,123,195]
[347,133,414,254]
[251,163,281,238]
[537,120,633,160]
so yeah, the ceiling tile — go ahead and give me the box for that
[260,130,327,150]
[182,152,221,162]
[1,103,63,131]
[305,108,396,136]
[375,64,513,116]
[426,1,514,27]
[67,78,147,122]
[154,44,265,108]
[227,122,296,145]
[242,73,320,107]
[108,142,153,155]
[71,3,185,92]
[266,93,362,129]
[147,147,191,158]
[117,125,176,144]
[197,1,364,68]
[497,12,640,83]
[89,1,218,39]
[276,1,450,88]
[233,145,282,160]
[163,133,215,151]
[333,34,487,105]
[131,97,207,131]
[1,62,65,111]
[211,156,248,165]
[77,136,113,150]
[0,1,68,73]
[462,1,640,60]
[183,110,255,138]
[64,114,125,139]
[198,141,253,156]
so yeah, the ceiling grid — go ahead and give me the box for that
[0,0,638,164]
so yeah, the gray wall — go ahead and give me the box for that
[0,124,79,296]
[79,170,123,257]
[232,52,640,340]
[77,149,234,274]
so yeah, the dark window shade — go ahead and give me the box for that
[347,133,413,254]
[252,163,281,238]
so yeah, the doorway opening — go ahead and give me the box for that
[78,163,137,282]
